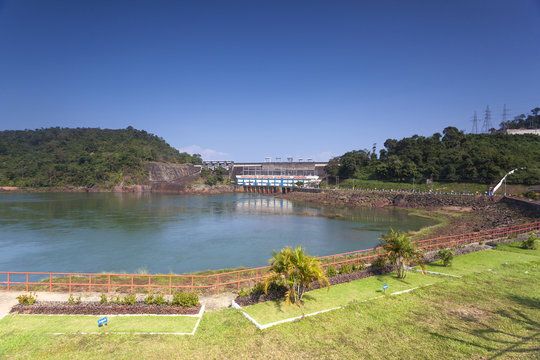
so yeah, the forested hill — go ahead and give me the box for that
[0,127,201,188]
[326,126,540,185]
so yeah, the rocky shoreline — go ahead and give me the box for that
[278,190,538,239]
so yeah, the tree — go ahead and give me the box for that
[379,229,425,279]
[262,246,329,310]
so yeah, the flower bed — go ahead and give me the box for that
[10,301,201,315]
[234,265,394,307]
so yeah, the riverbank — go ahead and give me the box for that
[278,190,539,240]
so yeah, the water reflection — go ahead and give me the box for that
[236,197,296,214]
[0,193,438,274]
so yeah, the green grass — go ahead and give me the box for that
[0,315,199,334]
[495,240,540,257]
[1,247,539,359]
[242,272,446,325]
[422,247,539,276]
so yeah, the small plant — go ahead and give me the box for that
[68,293,74,304]
[438,248,454,267]
[352,261,366,272]
[100,293,107,304]
[251,282,265,296]
[16,292,37,306]
[171,291,199,307]
[75,294,82,304]
[521,232,538,250]
[507,233,517,239]
[238,288,251,297]
[339,263,352,274]
[144,293,155,305]
[153,293,166,306]
[122,294,137,305]
[326,265,337,277]
[371,256,387,268]
[110,295,121,305]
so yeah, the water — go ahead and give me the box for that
[0,193,437,274]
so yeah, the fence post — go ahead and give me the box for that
[237,272,240,290]
[191,276,194,292]
[255,269,258,285]
[49,274,52,292]
[7,273,10,291]
[26,273,29,292]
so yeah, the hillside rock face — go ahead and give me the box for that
[146,163,200,182]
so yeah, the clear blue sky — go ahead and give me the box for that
[1,0,539,162]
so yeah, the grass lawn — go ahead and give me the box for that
[242,271,446,325]
[495,241,540,257]
[0,315,199,334]
[421,247,539,276]
[0,248,538,359]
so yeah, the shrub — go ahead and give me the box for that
[153,294,166,306]
[326,265,338,277]
[68,293,74,304]
[263,246,329,307]
[17,292,37,306]
[339,263,352,274]
[75,295,82,304]
[507,233,518,239]
[252,282,265,296]
[522,191,538,200]
[122,294,137,305]
[238,288,251,297]
[110,295,121,305]
[353,261,366,271]
[171,291,199,307]
[438,248,454,267]
[379,229,425,279]
[100,293,107,304]
[144,293,155,305]
[371,256,387,268]
[522,232,538,250]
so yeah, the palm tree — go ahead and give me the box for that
[262,246,329,308]
[380,229,425,279]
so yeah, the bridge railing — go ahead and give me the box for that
[1,221,538,295]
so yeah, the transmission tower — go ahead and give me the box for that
[471,111,479,134]
[502,104,508,125]
[482,105,492,133]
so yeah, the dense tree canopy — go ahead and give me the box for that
[499,107,540,130]
[0,127,201,188]
[327,123,540,185]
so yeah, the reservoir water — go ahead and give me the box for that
[0,193,437,274]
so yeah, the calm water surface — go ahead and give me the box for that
[0,193,437,274]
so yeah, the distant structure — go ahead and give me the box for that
[482,105,492,133]
[505,129,540,136]
[502,104,508,125]
[471,111,479,134]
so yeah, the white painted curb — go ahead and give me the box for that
[408,267,462,278]
[9,304,205,336]
[233,283,434,330]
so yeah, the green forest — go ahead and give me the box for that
[326,124,540,186]
[0,127,201,188]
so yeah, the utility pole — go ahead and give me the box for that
[502,104,508,126]
[472,111,479,134]
[482,105,492,133]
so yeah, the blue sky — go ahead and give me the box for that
[1,1,539,162]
